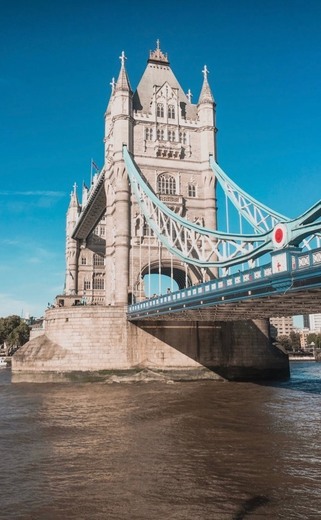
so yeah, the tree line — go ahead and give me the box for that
[274,330,321,353]
[0,315,30,355]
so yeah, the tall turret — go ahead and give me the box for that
[111,51,133,159]
[197,65,216,162]
[197,65,217,235]
[105,52,133,305]
[65,184,80,294]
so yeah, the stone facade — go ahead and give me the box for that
[64,43,218,306]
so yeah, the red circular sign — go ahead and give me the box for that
[272,223,287,249]
[274,227,284,244]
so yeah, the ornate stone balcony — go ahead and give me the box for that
[154,141,183,159]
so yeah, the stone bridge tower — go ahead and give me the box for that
[66,43,218,307]
[12,44,289,383]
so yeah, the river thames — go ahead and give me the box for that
[1,362,321,519]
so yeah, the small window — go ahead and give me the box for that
[145,128,153,141]
[81,257,87,265]
[93,254,104,266]
[100,226,105,237]
[188,184,196,197]
[168,105,175,119]
[157,128,164,141]
[168,130,175,142]
[84,280,91,290]
[157,103,164,118]
[93,277,104,290]
[179,132,187,145]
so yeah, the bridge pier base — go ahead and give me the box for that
[12,307,289,382]
[130,317,289,381]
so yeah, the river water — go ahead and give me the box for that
[1,362,321,519]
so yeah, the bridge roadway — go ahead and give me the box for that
[127,247,321,322]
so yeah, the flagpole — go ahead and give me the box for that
[90,158,93,185]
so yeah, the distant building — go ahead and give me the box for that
[270,316,293,337]
[303,314,310,329]
[308,314,321,332]
[293,327,310,349]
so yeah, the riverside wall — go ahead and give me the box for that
[12,306,289,382]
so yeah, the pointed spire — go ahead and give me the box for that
[69,182,79,209]
[198,64,215,104]
[115,51,132,92]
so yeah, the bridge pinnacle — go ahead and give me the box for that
[115,50,132,92]
[198,64,215,104]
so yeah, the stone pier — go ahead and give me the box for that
[12,307,289,382]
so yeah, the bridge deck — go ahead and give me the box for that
[127,248,321,321]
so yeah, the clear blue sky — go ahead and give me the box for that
[1,0,320,318]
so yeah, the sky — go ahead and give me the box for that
[0,0,320,319]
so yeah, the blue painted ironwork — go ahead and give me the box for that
[123,146,321,269]
[209,156,286,232]
[127,247,321,320]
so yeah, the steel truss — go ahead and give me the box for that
[123,146,321,269]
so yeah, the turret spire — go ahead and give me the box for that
[115,50,132,92]
[198,64,215,105]
[69,182,79,209]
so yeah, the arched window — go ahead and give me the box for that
[157,173,176,195]
[188,184,196,197]
[157,103,164,117]
[157,128,164,141]
[168,105,175,119]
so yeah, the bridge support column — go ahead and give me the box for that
[128,317,289,381]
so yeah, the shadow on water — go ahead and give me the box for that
[256,361,321,395]
[233,495,270,519]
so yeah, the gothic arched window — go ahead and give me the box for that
[157,173,176,195]
[168,105,175,119]
[157,103,164,117]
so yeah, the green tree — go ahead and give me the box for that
[0,315,30,354]
[307,333,321,348]
[276,335,292,352]
[0,315,21,344]
[290,331,301,351]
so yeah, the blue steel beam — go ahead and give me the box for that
[127,248,321,321]
[123,146,321,269]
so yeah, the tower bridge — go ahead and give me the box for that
[12,43,321,382]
